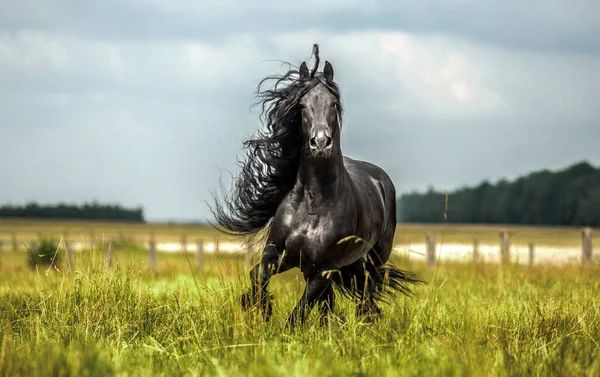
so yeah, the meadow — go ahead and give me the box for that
[1,219,598,254]
[1,223,599,377]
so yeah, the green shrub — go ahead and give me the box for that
[27,238,62,270]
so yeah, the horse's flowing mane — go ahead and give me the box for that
[210,45,343,236]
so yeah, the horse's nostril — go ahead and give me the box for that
[309,134,332,150]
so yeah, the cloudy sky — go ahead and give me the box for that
[1,1,599,221]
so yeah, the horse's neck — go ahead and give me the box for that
[296,152,347,213]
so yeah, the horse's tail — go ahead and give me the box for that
[328,253,424,304]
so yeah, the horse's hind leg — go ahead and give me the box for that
[356,220,420,319]
[354,264,382,321]
[355,235,394,320]
[371,179,397,268]
[240,241,291,320]
[354,183,395,319]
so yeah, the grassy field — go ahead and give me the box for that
[1,243,599,377]
[1,218,598,248]
[0,219,226,246]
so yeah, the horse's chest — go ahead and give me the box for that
[286,219,328,250]
[283,211,357,267]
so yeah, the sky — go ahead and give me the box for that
[1,0,599,222]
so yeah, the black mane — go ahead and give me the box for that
[210,60,343,236]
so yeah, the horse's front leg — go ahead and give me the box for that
[286,274,331,329]
[240,242,291,320]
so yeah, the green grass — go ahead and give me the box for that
[1,246,600,376]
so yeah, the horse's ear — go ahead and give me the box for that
[299,61,309,80]
[324,61,334,81]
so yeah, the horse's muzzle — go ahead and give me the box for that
[309,132,333,156]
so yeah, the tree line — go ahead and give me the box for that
[2,161,598,226]
[396,161,600,227]
[0,202,145,222]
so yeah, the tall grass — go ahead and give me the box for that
[1,248,599,376]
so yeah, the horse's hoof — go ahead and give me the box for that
[239,291,254,311]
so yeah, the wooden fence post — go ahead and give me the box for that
[196,240,204,271]
[11,231,17,252]
[473,239,479,263]
[181,234,188,254]
[500,231,510,264]
[426,233,436,267]
[149,233,157,271]
[105,241,113,268]
[582,228,593,264]
[528,243,535,266]
[214,238,220,256]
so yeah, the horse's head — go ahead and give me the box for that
[298,60,342,159]
[209,45,346,234]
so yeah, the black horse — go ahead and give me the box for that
[211,44,423,327]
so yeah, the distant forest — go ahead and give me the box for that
[397,161,600,227]
[2,161,598,226]
[0,202,145,222]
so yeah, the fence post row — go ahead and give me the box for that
[582,228,593,264]
[180,234,188,254]
[426,233,436,268]
[214,238,220,255]
[11,232,17,252]
[196,240,204,271]
[149,233,157,271]
[527,243,534,266]
[472,239,479,262]
[0,226,594,269]
[500,231,510,264]
[105,242,113,268]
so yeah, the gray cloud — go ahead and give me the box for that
[1,0,599,53]
[0,2,599,221]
